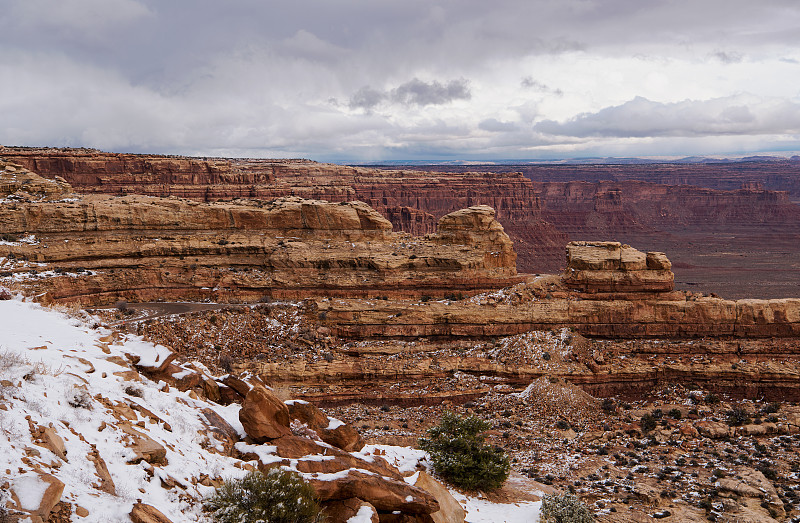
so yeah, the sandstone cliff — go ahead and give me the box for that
[0,147,565,274]
[320,243,800,340]
[0,163,519,304]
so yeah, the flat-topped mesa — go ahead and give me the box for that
[562,241,674,296]
[0,191,520,304]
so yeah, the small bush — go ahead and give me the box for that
[419,412,510,491]
[600,398,615,413]
[124,385,143,398]
[68,389,92,409]
[668,408,682,420]
[640,413,657,433]
[705,393,720,405]
[726,407,751,427]
[204,469,322,523]
[540,492,595,523]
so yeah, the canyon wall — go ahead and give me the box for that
[402,161,800,201]
[0,161,520,304]
[4,147,800,298]
[0,148,564,274]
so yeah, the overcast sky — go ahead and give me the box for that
[3,0,800,162]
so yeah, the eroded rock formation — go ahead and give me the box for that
[0,162,519,304]
[320,244,800,339]
[0,147,565,273]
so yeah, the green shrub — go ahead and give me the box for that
[419,412,509,491]
[640,413,657,433]
[726,406,751,427]
[204,469,322,523]
[540,492,595,523]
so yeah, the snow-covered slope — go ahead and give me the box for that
[0,298,247,521]
[0,297,542,522]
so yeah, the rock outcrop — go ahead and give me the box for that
[0,164,520,304]
[0,147,564,274]
[562,241,674,295]
[320,243,800,339]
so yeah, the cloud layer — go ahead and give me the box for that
[2,0,800,160]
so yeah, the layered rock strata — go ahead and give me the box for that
[562,241,674,295]
[0,147,565,273]
[0,163,519,304]
[320,244,800,339]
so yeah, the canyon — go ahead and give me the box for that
[4,147,800,299]
[3,147,800,522]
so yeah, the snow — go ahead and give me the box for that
[125,339,174,368]
[10,473,49,511]
[453,492,542,523]
[326,417,345,430]
[0,298,250,522]
[346,504,377,523]
[355,444,429,474]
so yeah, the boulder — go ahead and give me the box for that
[307,469,439,515]
[695,420,731,439]
[120,423,167,465]
[130,502,174,523]
[239,386,291,442]
[413,471,466,523]
[40,426,67,461]
[286,400,365,452]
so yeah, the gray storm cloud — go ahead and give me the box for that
[349,78,471,110]
[2,0,800,160]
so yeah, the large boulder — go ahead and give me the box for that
[413,471,466,523]
[239,386,291,442]
[130,502,174,523]
[322,498,379,523]
[307,469,439,515]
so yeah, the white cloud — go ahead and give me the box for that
[2,0,800,160]
[534,95,800,138]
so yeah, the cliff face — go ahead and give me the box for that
[534,180,800,235]
[403,161,800,202]
[0,148,565,274]
[0,162,520,304]
[321,244,800,340]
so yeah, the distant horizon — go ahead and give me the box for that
[5,143,800,167]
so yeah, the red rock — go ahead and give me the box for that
[130,502,173,523]
[8,472,64,519]
[322,498,379,523]
[286,400,364,452]
[413,471,466,523]
[239,386,291,442]
[307,469,439,515]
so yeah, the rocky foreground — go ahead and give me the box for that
[2,297,526,522]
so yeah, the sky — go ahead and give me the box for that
[3,0,800,162]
